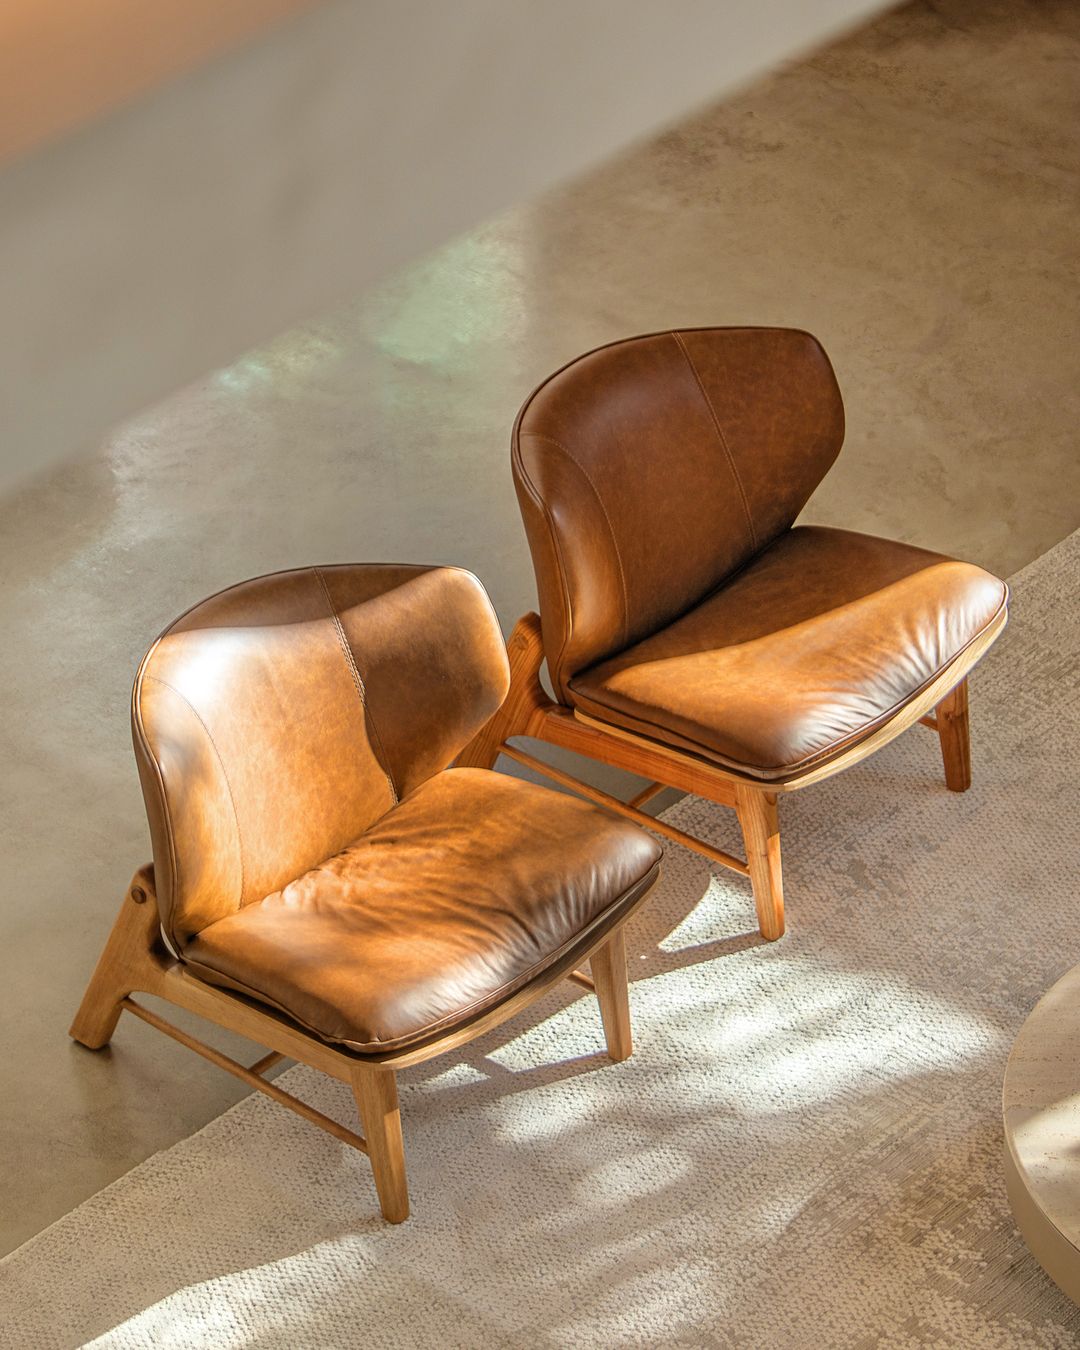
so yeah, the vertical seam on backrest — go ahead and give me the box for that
[520,431,630,650]
[313,566,399,805]
[671,330,757,552]
[144,675,246,913]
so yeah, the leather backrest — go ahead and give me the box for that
[512,327,845,702]
[132,564,510,945]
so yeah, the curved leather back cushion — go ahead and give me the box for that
[513,328,845,703]
[132,565,510,945]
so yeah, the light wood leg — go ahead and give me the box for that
[351,1064,409,1224]
[590,927,632,1062]
[455,612,550,769]
[69,867,159,1048]
[936,677,971,792]
[735,786,785,941]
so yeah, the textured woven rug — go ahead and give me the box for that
[3,531,1079,1349]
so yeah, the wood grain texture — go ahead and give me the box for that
[936,677,972,792]
[627,782,666,809]
[499,742,749,876]
[122,998,370,1154]
[735,787,785,941]
[591,929,633,1062]
[351,1065,409,1224]
[68,866,159,1049]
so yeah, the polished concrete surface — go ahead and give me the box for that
[2,0,1078,1257]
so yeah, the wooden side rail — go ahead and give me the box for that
[500,743,749,877]
[627,781,666,810]
[122,996,370,1154]
[566,969,596,992]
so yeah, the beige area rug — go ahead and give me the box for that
[3,531,1079,1349]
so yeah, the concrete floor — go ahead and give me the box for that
[2,0,1077,1257]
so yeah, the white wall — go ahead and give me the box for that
[0,0,888,493]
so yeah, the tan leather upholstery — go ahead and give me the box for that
[513,328,1008,780]
[185,769,660,1053]
[134,564,510,944]
[133,563,661,1051]
[571,526,1007,780]
[514,328,845,703]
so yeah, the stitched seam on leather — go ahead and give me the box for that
[313,566,399,805]
[513,439,577,701]
[144,675,246,911]
[671,330,757,552]
[182,858,660,1053]
[521,431,630,651]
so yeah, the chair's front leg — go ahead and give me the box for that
[735,786,785,941]
[590,926,632,1062]
[69,867,159,1049]
[936,677,972,792]
[350,1063,409,1223]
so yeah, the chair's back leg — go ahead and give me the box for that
[69,868,160,1049]
[350,1063,410,1224]
[591,926,633,1062]
[936,677,972,792]
[735,787,785,941]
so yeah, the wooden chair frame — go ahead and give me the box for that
[456,608,1007,941]
[70,863,655,1224]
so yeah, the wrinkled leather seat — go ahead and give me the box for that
[570,525,1007,781]
[185,767,658,1053]
[131,564,661,1050]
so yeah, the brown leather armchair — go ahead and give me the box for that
[458,328,1007,940]
[70,564,661,1222]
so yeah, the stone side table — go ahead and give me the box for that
[1004,964,1080,1304]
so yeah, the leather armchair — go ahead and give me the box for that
[458,328,1007,940]
[70,564,662,1222]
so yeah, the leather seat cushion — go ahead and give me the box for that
[568,526,1008,781]
[183,768,662,1054]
